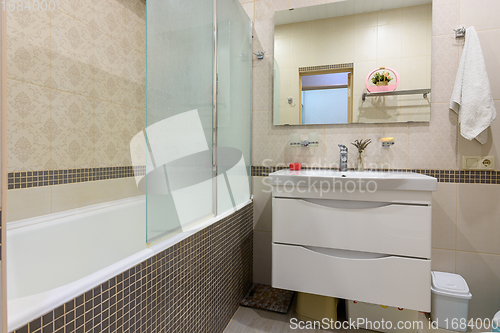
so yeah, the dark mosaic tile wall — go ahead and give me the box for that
[251,166,500,184]
[7,166,146,190]
[11,202,253,333]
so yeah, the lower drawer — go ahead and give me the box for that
[272,243,431,312]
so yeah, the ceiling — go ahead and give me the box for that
[274,0,432,25]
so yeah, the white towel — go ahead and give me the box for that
[450,26,496,144]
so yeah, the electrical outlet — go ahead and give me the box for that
[461,156,495,170]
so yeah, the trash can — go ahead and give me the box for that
[492,310,500,332]
[431,271,472,332]
[295,292,338,322]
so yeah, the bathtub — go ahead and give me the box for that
[6,195,251,331]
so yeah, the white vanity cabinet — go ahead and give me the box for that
[270,170,437,312]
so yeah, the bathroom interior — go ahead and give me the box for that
[0,0,499,332]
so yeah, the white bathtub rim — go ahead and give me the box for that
[7,195,146,231]
[8,198,252,332]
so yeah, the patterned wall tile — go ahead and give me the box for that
[364,123,410,170]
[126,0,146,52]
[51,90,95,169]
[325,123,365,169]
[252,111,288,166]
[432,0,460,36]
[56,0,94,28]
[94,31,128,105]
[127,48,146,109]
[51,10,94,97]
[7,80,51,172]
[94,0,128,44]
[95,100,128,167]
[409,103,458,169]
[287,125,325,167]
[252,55,273,111]
[431,34,461,103]
[6,9,50,87]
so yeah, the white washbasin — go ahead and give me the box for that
[269,169,437,191]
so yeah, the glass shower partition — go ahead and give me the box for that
[144,0,251,243]
[216,0,252,213]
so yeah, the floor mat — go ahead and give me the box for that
[240,284,294,314]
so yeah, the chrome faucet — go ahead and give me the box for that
[338,144,348,171]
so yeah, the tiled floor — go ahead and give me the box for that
[224,297,482,333]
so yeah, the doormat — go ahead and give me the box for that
[240,284,294,314]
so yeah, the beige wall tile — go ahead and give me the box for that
[56,0,94,27]
[126,0,146,52]
[460,0,500,32]
[95,100,129,167]
[253,230,272,285]
[354,27,377,62]
[7,187,51,222]
[324,123,365,168]
[95,178,143,204]
[310,32,333,66]
[7,80,52,171]
[127,48,146,109]
[355,12,378,29]
[253,55,274,111]
[51,90,95,169]
[51,182,95,213]
[331,15,355,32]
[310,18,333,34]
[287,126,325,167]
[252,111,288,166]
[252,176,273,232]
[456,251,500,319]
[241,2,255,22]
[377,24,402,60]
[378,8,402,26]
[431,249,455,273]
[432,183,457,250]
[431,34,460,103]
[432,0,459,36]
[409,103,458,169]
[477,30,500,101]
[51,10,94,97]
[457,184,500,255]
[6,9,50,87]
[331,29,354,64]
[402,4,429,22]
[364,123,410,169]
[94,31,128,104]
[94,0,127,43]
[402,20,429,58]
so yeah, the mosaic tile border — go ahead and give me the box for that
[7,166,146,190]
[251,166,500,184]
[11,202,253,333]
[299,62,354,72]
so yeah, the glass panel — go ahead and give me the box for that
[216,0,252,213]
[145,0,214,242]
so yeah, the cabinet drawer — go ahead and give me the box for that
[272,197,431,258]
[272,243,431,312]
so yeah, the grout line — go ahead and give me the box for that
[6,77,145,111]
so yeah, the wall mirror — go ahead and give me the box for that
[273,0,432,125]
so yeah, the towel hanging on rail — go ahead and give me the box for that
[450,26,496,144]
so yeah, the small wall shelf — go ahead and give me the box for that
[362,88,431,101]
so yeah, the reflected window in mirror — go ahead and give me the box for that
[300,69,353,125]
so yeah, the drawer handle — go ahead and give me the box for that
[302,198,392,210]
[303,245,391,260]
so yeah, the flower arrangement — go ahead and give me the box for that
[351,139,372,171]
[352,139,372,154]
[371,71,393,86]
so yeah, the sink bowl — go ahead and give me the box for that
[269,169,437,191]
